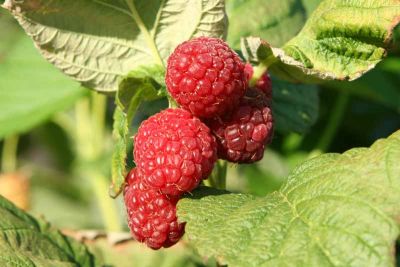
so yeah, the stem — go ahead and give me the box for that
[86,170,122,232]
[250,64,267,87]
[1,135,19,173]
[315,92,350,153]
[91,93,107,156]
[75,96,122,232]
[208,160,228,190]
[282,133,303,153]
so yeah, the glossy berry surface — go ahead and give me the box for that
[244,63,272,100]
[166,37,247,118]
[124,168,185,250]
[207,89,274,163]
[134,108,217,196]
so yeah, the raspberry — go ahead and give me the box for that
[207,88,274,163]
[244,63,272,100]
[166,37,247,118]
[124,168,185,249]
[134,108,217,196]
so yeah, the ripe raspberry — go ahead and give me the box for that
[207,88,274,163]
[124,168,185,249]
[134,108,217,196]
[166,37,247,118]
[244,63,272,100]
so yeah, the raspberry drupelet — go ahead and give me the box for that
[134,108,217,196]
[124,168,185,250]
[207,88,274,163]
[166,37,247,118]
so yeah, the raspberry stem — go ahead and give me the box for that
[1,134,19,173]
[250,63,268,87]
[75,94,122,232]
[207,160,228,190]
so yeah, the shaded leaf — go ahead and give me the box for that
[0,195,96,266]
[2,0,227,92]
[178,130,400,267]
[272,77,319,133]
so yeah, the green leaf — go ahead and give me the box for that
[110,65,165,197]
[226,0,307,48]
[0,195,96,266]
[241,0,400,83]
[272,77,319,133]
[178,130,400,267]
[0,31,85,139]
[2,0,227,92]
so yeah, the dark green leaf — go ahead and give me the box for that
[0,195,96,266]
[272,77,319,133]
[178,130,400,267]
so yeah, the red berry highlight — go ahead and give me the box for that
[124,168,185,249]
[134,108,217,196]
[207,88,274,163]
[166,37,247,118]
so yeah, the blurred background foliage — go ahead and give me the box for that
[0,0,399,265]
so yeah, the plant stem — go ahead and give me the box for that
[208,160,228,190]
[75,95,122,232]
[124,0,164,67]
[91,93,107,156]
[85,170,122,231]
[315,92,350,154]
[1,135,19,173]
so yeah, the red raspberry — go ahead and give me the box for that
[244,63,272,100]
[207,88,274,163]
[166,37,247,118]
[134,108,217,196]
[124,168,185,249]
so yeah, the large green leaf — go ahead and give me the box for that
[0,31,85,139]
[2,0,227,92]
[0,195,96,266]
[227,0,307,48]
[178,130,400,267]
[241,0,400,83]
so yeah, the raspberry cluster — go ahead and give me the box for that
[124,37,274,250]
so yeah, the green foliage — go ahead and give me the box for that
[272,78,319,133]
[0,33,85,139]
[241,0,400,83]
[2,0,227,92]
[110,65,165,197]
[178,130,400,267]
[227,0,307,47]
[0,195,96,266]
